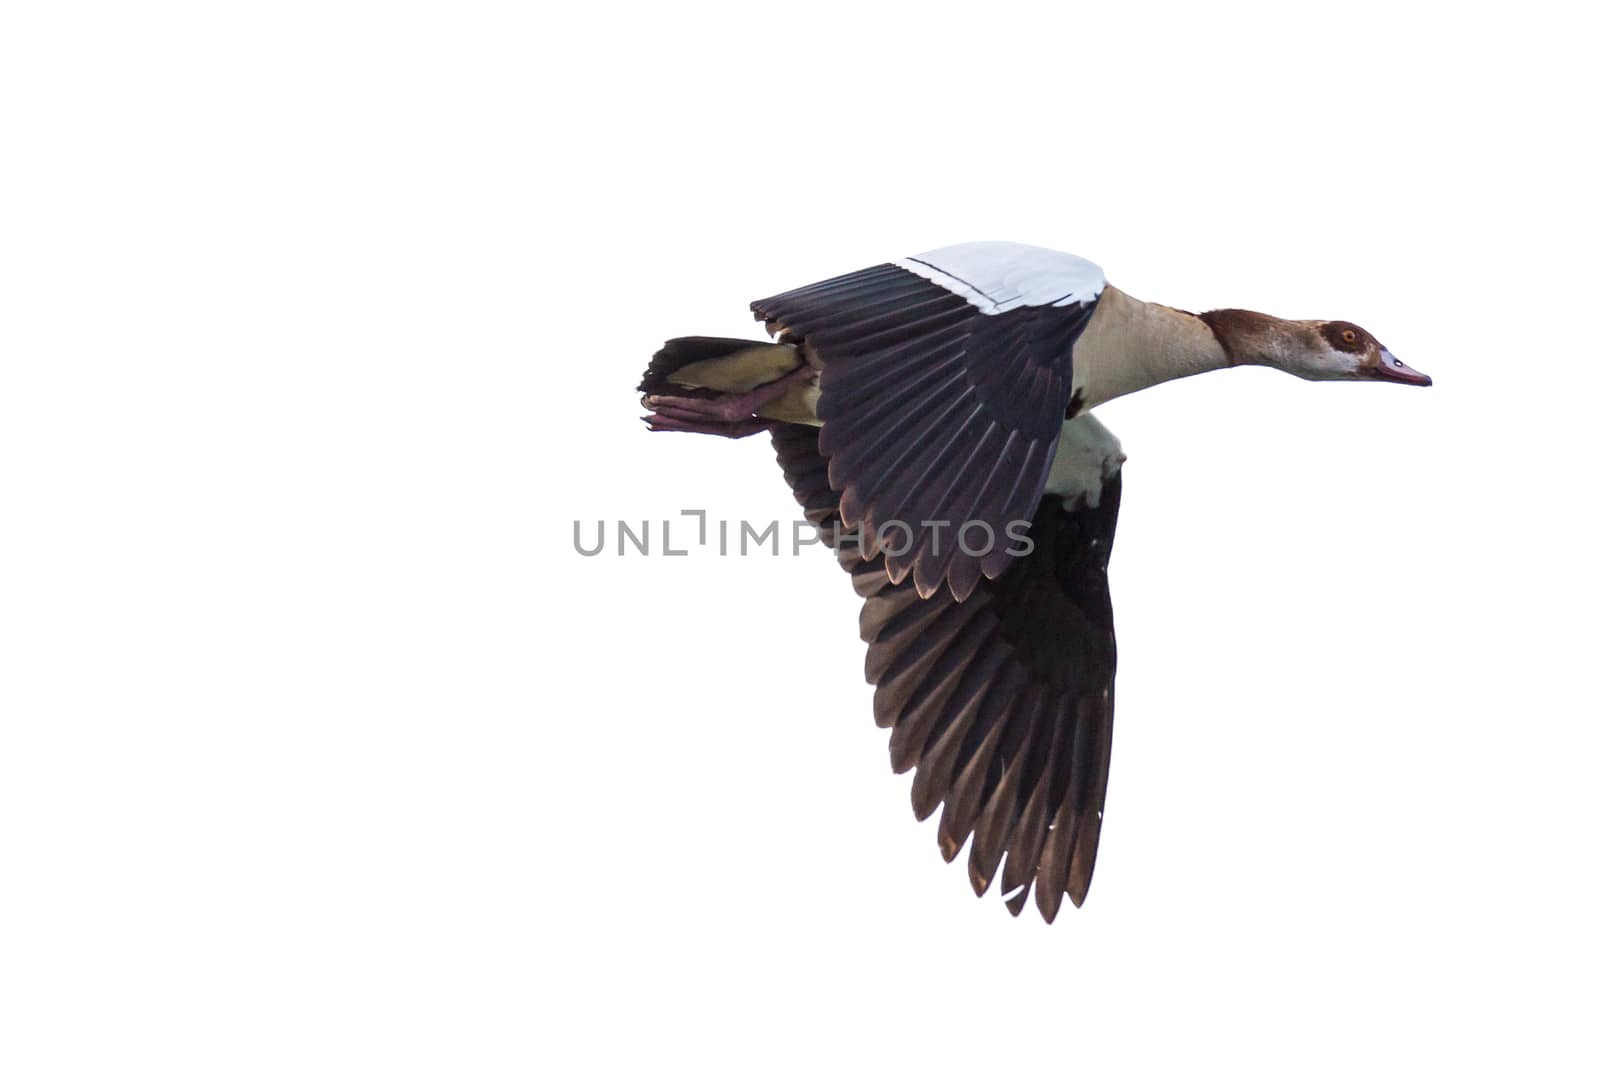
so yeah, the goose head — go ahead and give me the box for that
[1199,310,1432,387]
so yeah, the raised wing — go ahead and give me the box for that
[752,242,1105,601]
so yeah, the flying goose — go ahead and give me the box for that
[637,241,1430,921]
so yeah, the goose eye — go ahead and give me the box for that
[1394,359,1405,367]
[1342,330,1358,344]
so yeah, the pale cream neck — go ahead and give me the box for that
[1070,285,1234,411]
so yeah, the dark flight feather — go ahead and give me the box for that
[753,265,1097,599]
[769,424,1122,920]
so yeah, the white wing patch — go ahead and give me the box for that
[1044,413,1125,510]
[895,241,1106,316]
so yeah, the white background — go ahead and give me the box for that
[3,2,1597,1064]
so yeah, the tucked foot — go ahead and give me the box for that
[640,413,777,438]
[639,364,816,438]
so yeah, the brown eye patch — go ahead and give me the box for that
[1321,321,1369,352]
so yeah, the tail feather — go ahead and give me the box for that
[638,336,768,397]
[639,336,816,427]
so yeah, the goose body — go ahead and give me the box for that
[638,241,1430,920]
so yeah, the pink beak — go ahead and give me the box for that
[1373,347,1432,386]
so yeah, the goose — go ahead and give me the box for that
[637,241,1431,921]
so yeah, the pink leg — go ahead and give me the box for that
[640,364,816,437]
[640,414,777,438]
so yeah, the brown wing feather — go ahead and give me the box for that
[754,264,1096,600]
[769,424,1121,920]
